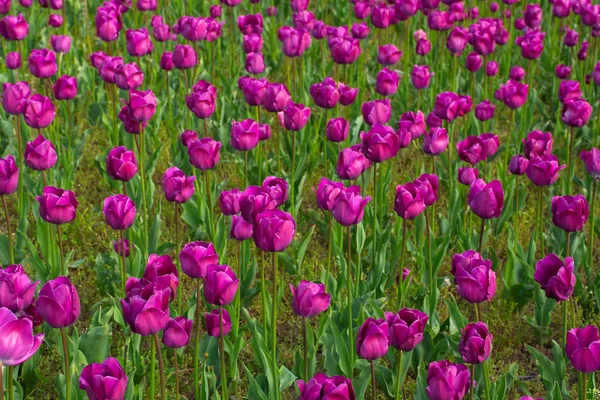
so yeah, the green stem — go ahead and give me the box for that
[6,366,12,400]
[174,352,180,400]
[370,360,377,400]
[291,131,296,219]
[271,252,278,395]
[204,171,214,241]
[154,334,166,400]
[567,126,575,192]
[60,327,71,400]
[470,364,475,400]
[150,335,155,400]
[395,350,403,400]
[1,196,14,264]
[219,306,228,400]
[582,373,588,400]
[193,279,202,400]
[347,225,355,371]
[588,179,597,286]
[303,317,308,381]
[563,299,569,350]
[0,362,3,400]
[175,204,180,314]
[397,218,407,308]
[478,218,485,254]
[373,162,378,270]
[482,361,491,400]
[57,225,65,276]
[504,109,515,167]
[325,213,332,292]
[119,230,126,297]
[136,131,149,260]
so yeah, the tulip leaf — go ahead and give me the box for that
[526,341,569,398]
[244,366,268,400]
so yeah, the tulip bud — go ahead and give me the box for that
[5,52,20,69]
[53,75,77,100]
[385,308,428,351]
[290,280,331,318]
[115,62,144,90]
[204,309,232,337]
[356,317,389,360]
[203,264,239,306]
[37,276,80,328]
[230,119,260,151]
[361,99,391,125]
[310,77,340,109]
[262,176,288,206]
[508,155,529,175]
[121,278,170,336]
[565,326,600,373]
[474,100,495,121]
[551,194,589,232]
[23,94,56,129]
[332,186,371,226]
[162,316,193,348]
[336,145,370,180]
[468,179,504,219]
[458,167,479,186]
[459,322,493,364]
[37,186,78,225]
[188,137,221,170]
[253,210,296,252]
[28,48,57,78]
[79,357,128,400]
[179,241,218,279]
[394,182,426,219]
[451,250,496,303]
[103,194,136,230]
[230,215,253,241]
[377,44,402,65]
[426,360,471,400]
[526,155,565,186]
[534,253,576,301]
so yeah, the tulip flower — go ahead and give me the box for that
[262,176,288,206]
[556,64,572,80]
[37,276,80,328]
[279,26,311,58]
[205,309,232,337]
[534,253,575,301]
[103,194,136,230]
[230,119,260,151]
[411,65,433,90]
[95,7,120,42]
[23,94,56,129]
[433,92,460,121]
[332,186,371,226]
[5,52,21,69]
[115,63,143,90]
[415,174,439,206]
[263,83,291,112]
[486,61,498,77]
[24,135,57,171]
[416,38,432,56]
[121,279,170,336]
[106,146,137,181]
[474,101,495,122]
[36,186,78,225]
[329,35,361,64]
[0,265,38,312]
[162,316,193,348]
[551,194,589,232]
[310,77,340,109]
[188,137,221,170]
[0,307,44,366]
[179,241,218,279]
[297,374,355,400]
[426,360,471,400]
[186,80,216,118]
[361,99,391,125]
[423,127,449,156]
[468,179,504,219]
[466,52,482,72]
[360,124,400,162]
[525,155,565,186]
[0,155,18,196]
[458,322,493,364]
[230,215,253,241]
[356,317,389,360]
[565,326,600,373]
[451,250,497,303]
[290,280,331,318]
[245,52,265,74]
[126,28,153,57]
[326,117,349,142]
[279,101,311,131]
[314,178,344,211]
[377,44,402,65]
[237,13,263,35]
[240,186,277,223]
[385,308,428,351]
[456,136,486,165]
[143,254,179,302]
[53,75,77,100]
[218,189,241,215]
[375,67,399,96]
[509,155,529,175]
[28,48,57,78]
[203,264,239,306]
[243,34,263,53]
[580,148,600,179]
[2,82,30,115]
[113,238,130,257]
[562,98,592,127]
[336,145,370,180]
[253,210,296,252]
[79,357,128,400]
[161,166,195,204]
[394,182,426,220]
[498,79,528,109]
[447,26,468,54]
[50,35,71,53]
[558,80,581,103]
[523,130,553,159]
[99,56,123,84]
[458,167,479,186]
[339,84,359,106]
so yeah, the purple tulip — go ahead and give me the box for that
[314,178,344,211]
[203,264,239,306]
[310,77,340,109]
[2,82,30,115]
[398,111,426,140]
[356,317,389,360]
[162,316,193,348]
[53,75,77,100]
[186,80,216,118]
[377,44,402,65]
[290,280,331,318]
[524,4,542,28]
[332,186,371,226]
[562,98,592,127]
[50,35,71,53]
[509,155,529,175]
[522,130,553,159]
[552,194,589,232]
[0,307,43,366]
[326,117,349,143]
[113,238,130,257]
[28,48,57,78]
[161,166,195,204]
[245,52,265,75]
[415,174,439,206]
[350,22,369,39]
[423,127,449,156]
[553,0,571,17]
[468,179,504,219]
[243,34,263,53]
[37,276,80,328]
[375,67,399,96]
[179,241,218,279]
[0,265,38,312]
[458,167,479,186]
[126,28,153,57]
[411,65,433,90]
[23,94,56,129]
[172,44,197,70]
[565,326,600,373]
[361,124,400,162]
[433,92,460,121]
[115,62,144,90]
[526,155,565,186]
[485,61,498,77]
[188,137,221,170]
[339,84,359,106]
[279,26,311,58]
[36,186,78,225]
[218,189,241,215]
[240,186,277,223]
[558,80,582,103]
[49,14,63,28]
[329,35,361,64]
[121,279,170,336]
[385,308,428,352]
[263,83,291,113]
[24,134,57,171]
[253,210,296,252]
[361,99,391,125]
[230,215,253,241]
[459,322,493,364]
[416,38,432,56]
[230,119,260,151]
[516,30,545,60]
[5,52,21,69]
[297,374,355,400]
[452,250,496,303]
[534,254,576,301]
[394,182,426,220]
[466,52,482,72]
[262,176,289,206]
[127,89,156,123]
[79,357,128,400]
[498,79,528,109]
[106,146,137,182]
[556,64,572,80]
[474,100,495,121]
[279,101,311,131]
[426,360,471,400]
[0,155,18,195]
[447,26,468,54]
[580,148,600,179]
[95,7,119,42]
[98,56,123,84]
[337,146,370,180]
[205,309,232,337]
[456,136,486,165]
[103,194,136,230]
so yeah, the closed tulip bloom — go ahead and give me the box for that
[377,44,402,65]
[0,0,9,14]
[350,22,369,39]
[326,117,349,143]
[581,4,599,26]
[115,62,143,90]
[556,64,572,79]
[103,194,136,230]
[456,136,486,165]
[516,30,545,60]
[447,26,468,54]
[310,77,340,109]
[553,0,571,17]
[279,101,311,131]
[361,99,391,125]
[179,241,218,279]
[0,14,28,40]
[188,137,221,170]
[581,148,600,178]
[173,44,197,70]
[28,48,57,78]
[240,186,277,223]
[474,100,495,122]
[466,52,482,72]
[37,276,80,328]
[263,83,291,112]
[239,76,268,106]
[509,155,529,175]
[151,18,171,41]
[337,146,370,180]
[161,166,195,204]
[297,374,356,400]
[5,52,20,69]
[396,0,419,17]
[523,130,553,159]
[426,360,470,400]
[79,357,128,400]
[24,134,57,171]
[565,326,600,373]
[48,14,63,30]
[486,61,498,77]
[416,38,432,56]
[292,11,315,32]
[245,52,265,74]
[37,186,78,224]
[186,80,216,119]
[262,176,289,206]
[361,124,400,162]
[385,308,428,351]
[106,146,137,181]
[121,279,170,336]
[375,67,399,96]
[526,155,565,186]
[290,280,331,318]
[210,5,222,17]
[433,92,460,121]
[534,254,575,301]
[399,111,426,139]
[356,317,389,360]
[162,316,192,348]
[180,130,198,147]
[458,167,479,186]
[354,1,371,19]
[113,238,130,257]
[499,79,528,109]
[562,98,592,127]
[312,20,327,39]
[243,34,263,53]
[411,65,433,90]
[205,309,232,337]
[53,75,77,100]
[371,4,393,28]
[230,119,260,151]
[128,89,156,123]
[459,322,493,364]
[423,127,449,156]
[230,215,253,241]
[203,264,239,306]
[50,35,71,53]
[332,186,371,226]
[253,210,296,252]
[558,80,582,103]
[394,182,426,219]
[339,84,359,106]
[524,4,542,28]
[219,189,241,215]
[95,8,119,41]
[314,178,344,211]
[509,66,525,81]
[451,250,496,303]
[99,56,123,84]
[279,26,312,57]
[0,155,18,195]
[415,174,439,206]
[468,179,504,219]
[23,94,56,129]
[2,82,30,115]
[237,13,263,35]
[0,307,43,366]
[552,194,589,232]
[126,28,153,57]
[329,36,361,64]
[0,265,38,312]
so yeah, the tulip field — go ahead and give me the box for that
[2,0,600,398]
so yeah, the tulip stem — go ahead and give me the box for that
[271,252,279,398]
[291,132,296,219]
[175,204,180,314]
[347,225,355,371]
[563,299,569,349]
[150,335,156,399]
[582,373,588,400]
[275,122,281,176]
[193,279,202,400]
[325,213,332,292]
[478,218,485,254]
[135,131,149,260]
[1,196,14,264]
[588,179,597,285]
[425,209,434,296]
[470,364,475,400]
[118,230,126,297]
[536,187,545,257]
[303,317,309,381]
[0,362,3,400]
[153,334,166,400]
[57,225,65,276]
[397,218,407,308]
[324,109,329,179]
[482,360,492,399]
[504,109,515,168]
[174,350,180,400]
[567,126,575,192]
[6,366,12,400]
[219,306,228,400]
[60,327,71,400]
[204,171,214,241]
[373,162,378,270]
[395,350,403,400]
[370,360,377,400]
